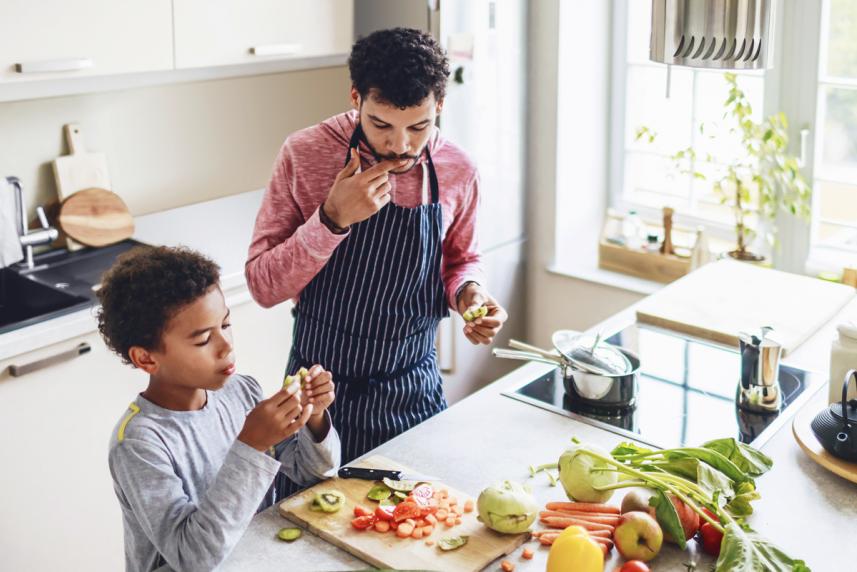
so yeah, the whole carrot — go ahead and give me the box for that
[540,516,615,532]
[545,501,620,514]
[539,510,620,525]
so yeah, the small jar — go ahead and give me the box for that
[828,322,857,404]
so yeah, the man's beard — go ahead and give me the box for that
[359,128,424,174]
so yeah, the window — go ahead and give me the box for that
[612,0,767,237]
[812,0,857,260]
[608,0,857,273]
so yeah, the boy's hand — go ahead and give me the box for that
[301,364,335,416]
[238,383,313,452]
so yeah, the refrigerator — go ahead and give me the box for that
[355,0,528,403]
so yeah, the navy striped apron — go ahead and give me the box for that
[275,124,449,499]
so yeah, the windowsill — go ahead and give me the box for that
[546,261,664,296]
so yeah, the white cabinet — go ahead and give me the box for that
[0,0,173,83]
[439,239,527,404]
[0,329,140,570]
[173,0,354,69]
[0,294,293,571]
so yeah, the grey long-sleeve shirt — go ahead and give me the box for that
[108,374,340,572]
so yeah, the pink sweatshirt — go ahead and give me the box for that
[245,110,484,310]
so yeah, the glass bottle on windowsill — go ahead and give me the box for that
[622,210,646,250]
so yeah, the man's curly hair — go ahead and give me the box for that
[349,27,450,108]
[96,246,220,365]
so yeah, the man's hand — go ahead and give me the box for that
[238,383,313,451]
[323,148,409,228]
[456,283,508,345]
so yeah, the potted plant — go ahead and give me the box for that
[636,73,812,262]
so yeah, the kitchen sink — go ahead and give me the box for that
[0,239,150,334]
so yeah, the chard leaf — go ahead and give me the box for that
[715,522,811,571]
[611,442,654,457]
[662,448,750,484]
[724,481,761,517]
[649,490,687,550]
[696,461,736,500]
[703,438,773,477]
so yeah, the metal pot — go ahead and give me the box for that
[493,337,641,408]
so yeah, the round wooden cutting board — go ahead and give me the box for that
[57,187,134,247]
[793,399,857,484]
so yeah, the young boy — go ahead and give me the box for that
[100,246,340,572]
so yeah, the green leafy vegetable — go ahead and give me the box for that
[703,438,774,478]
[649,490,688,550]
[716,522,811,571]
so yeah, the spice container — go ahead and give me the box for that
[829,321,857,404]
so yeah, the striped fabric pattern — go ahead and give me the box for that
[274,125,449,500]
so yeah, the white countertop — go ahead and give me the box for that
[0,189,266,361]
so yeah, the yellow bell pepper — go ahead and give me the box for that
[546,525,604,572]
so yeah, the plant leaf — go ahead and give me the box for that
[715,522,811,571]
[649,490,687,550]
[703,438,773,477]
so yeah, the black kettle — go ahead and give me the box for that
[811,369,857,462]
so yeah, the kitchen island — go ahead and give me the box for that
[214,297,857,571]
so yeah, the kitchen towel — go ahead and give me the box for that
[0,178,24,267]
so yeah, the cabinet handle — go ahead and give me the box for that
[249,44,302,57]
[9,342,91,377]
[14,57,94,74]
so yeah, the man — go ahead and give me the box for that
[246,28,508,492]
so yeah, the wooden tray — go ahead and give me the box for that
[792,400,857,484]
[278,455,528,572]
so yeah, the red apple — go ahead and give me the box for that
[613,511,663,562]
[648,494,699,543]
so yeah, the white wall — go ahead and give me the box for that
[525,0,644,347]
[0,66,351,218]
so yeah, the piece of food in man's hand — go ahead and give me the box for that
[462,305,488,322]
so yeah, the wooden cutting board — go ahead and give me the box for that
[57,188,134,247]
[52,124,112,250]
[636,259,856,356]
[278,455,528,571]
[793,397,857,484]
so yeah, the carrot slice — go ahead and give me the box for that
[436,509,449,521]
[396,522,415,538]
[425,513,438,525]
[463,499,475,513]
[374,520,390,533]
[425,540,435,546]
[521,547,534,560]
[422,525,434,536]
[411,527,424,539]
[501,559,515,572]
[444,517,456,527]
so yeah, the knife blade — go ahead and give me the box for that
[337,466,440,483]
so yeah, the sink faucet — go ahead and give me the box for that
[6,176,59,269]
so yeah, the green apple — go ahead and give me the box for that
[613,511,663,562]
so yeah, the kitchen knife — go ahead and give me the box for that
[338,466,440,482]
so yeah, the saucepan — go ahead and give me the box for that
[493,330,641,408]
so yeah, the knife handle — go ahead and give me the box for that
[338,467,400,480]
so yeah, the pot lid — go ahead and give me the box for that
[552,330,633,376]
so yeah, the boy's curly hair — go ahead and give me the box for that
[96,246,220,365]
[349,27,450,108]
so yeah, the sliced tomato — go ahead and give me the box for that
[351,515,376,530]
[375,505,395,521]
[353,505,372,518]
[392,501,422,523]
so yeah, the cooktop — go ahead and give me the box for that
[503,322,825,449]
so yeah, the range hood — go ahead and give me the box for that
[650,0,774,70]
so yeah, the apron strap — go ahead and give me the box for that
[344,123,440,205]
